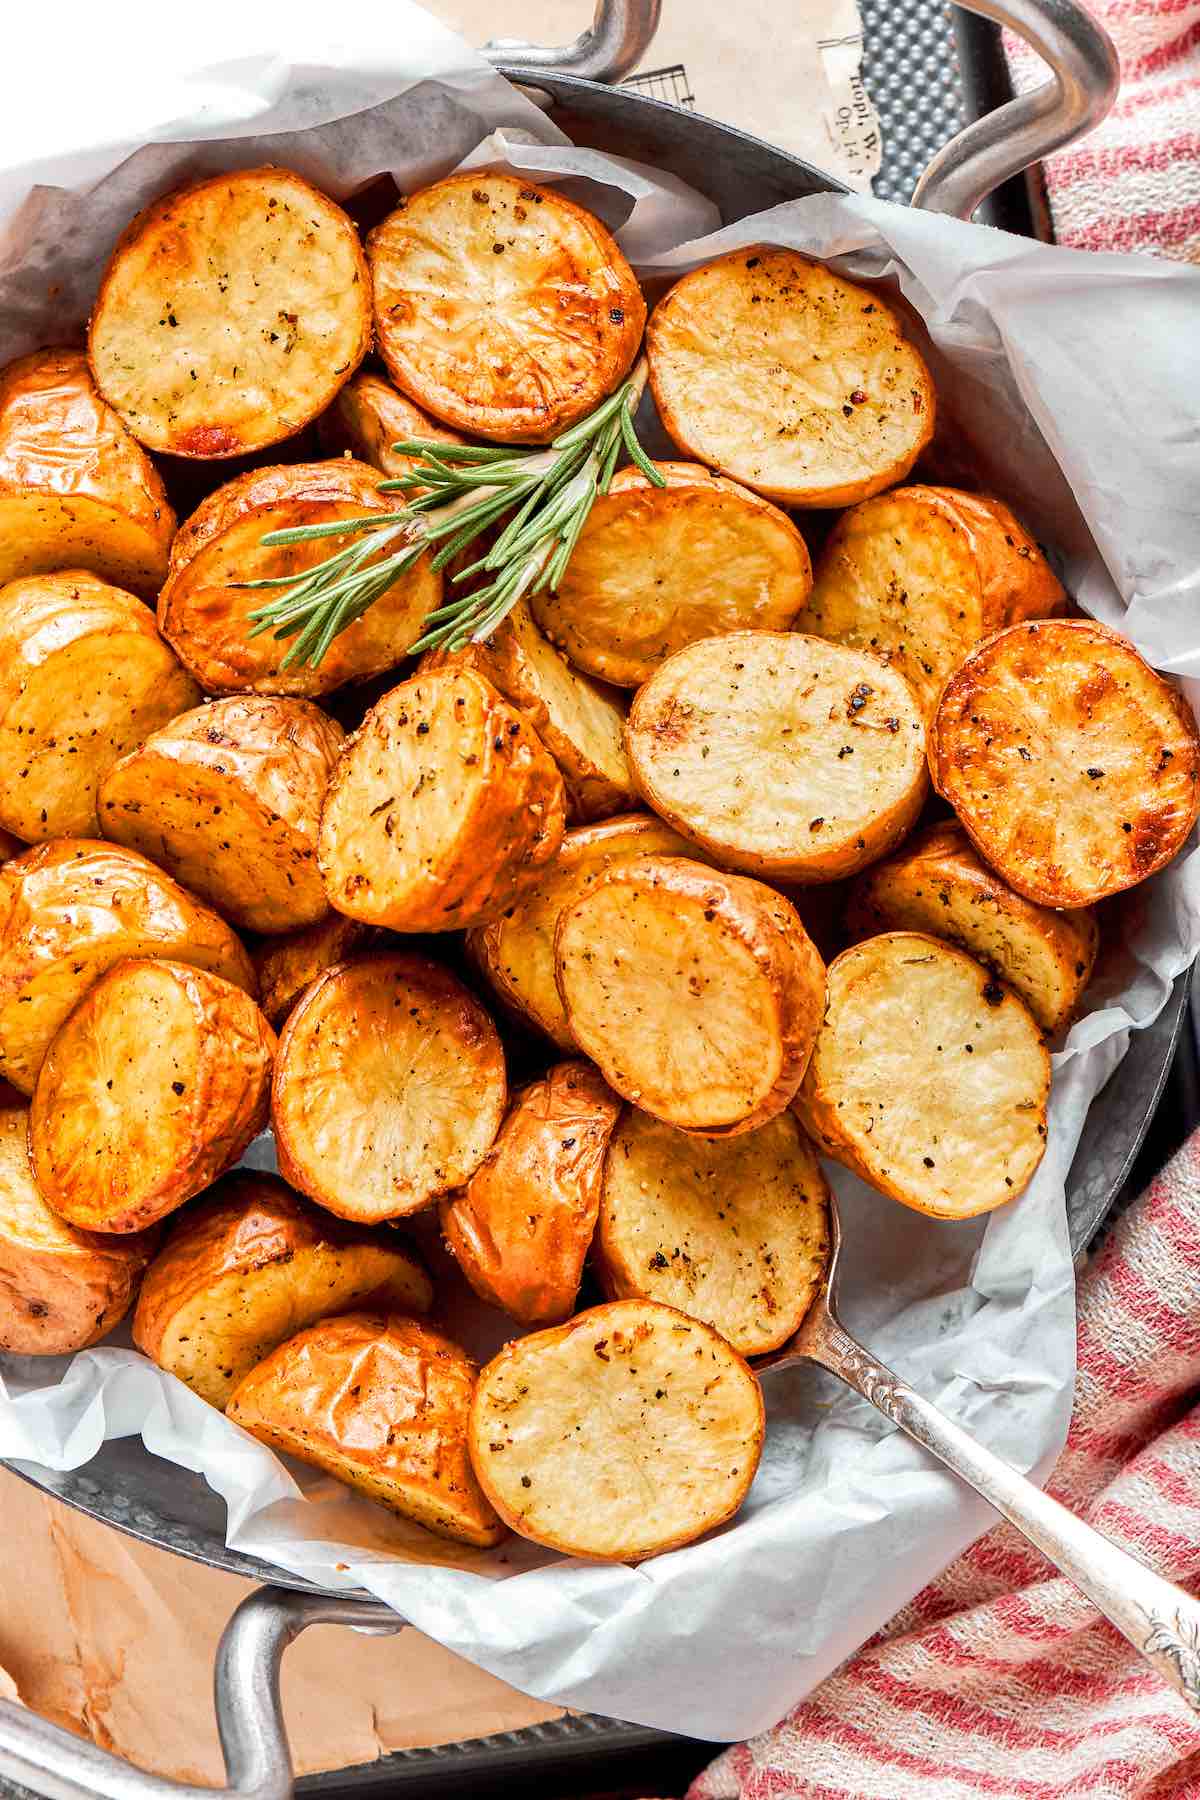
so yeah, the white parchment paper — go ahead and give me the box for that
[2,0,1200,1742]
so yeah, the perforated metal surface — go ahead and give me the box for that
[861,0,966,202]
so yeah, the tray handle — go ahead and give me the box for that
[483,0,662,82]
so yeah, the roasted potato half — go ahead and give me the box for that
[530,463,813,688]
[556,856,825,1135]
[0,571,200,842]
[646,249,935,507]
[99,695,343,934]
[847,821,1098,1035]
[597,1109,829,1356]
[470,1299,764,1561]
[795,486,1066,715]
[89,168,371,459]
[0,1099,156,1353]
[929,619,1200,907]
[273,952,506,1223]
[31,958,274,1234]
[0,840,254,1094]
[796,931,1050,1218]
[318,668,566,932]
[133,1171,432,1408]
[318,371,465,478]
[159,461,440,699]
[229,1312,505,1547]
[627,631,927,882]
[252,915,376,1028]
[440,1060,620,1325]
[367,171,645,443]
[0,349,175,596]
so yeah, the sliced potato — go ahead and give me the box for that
[530,463,813,687]
[556,855,825,1135]
[367,171,645,443]
[929,619,1200,907]
[0,840,254,1095]
[133,1170,432,1408]
[273,952,505,1223]
[158,460,440,699]
[847,821,1098,1034]
[318,371,465,479]
[89,168,371,458]
[30,958,274,1234]
[318,668,566,932]
[467,814,705,1048]
[229,1311,503,1546]
[440,1060,620,1325]
[646,249,935,507]
[795,931,1050,1218]
[0,1098,156,1353]
[0,348,175,596]
[596,1109,828,1356]
[252,915,375,1028]
[98,695,343,933]
[470,1299,763,1560]
[627,630,927,881]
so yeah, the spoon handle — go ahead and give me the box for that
[804,1304,1200,1711]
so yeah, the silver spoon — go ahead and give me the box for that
[756,1191,1200,1712]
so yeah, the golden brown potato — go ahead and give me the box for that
[30,958,274,1234]
[318,668,566,932]
[530,464,813,687]
[229,1311,505,1547]
[467,814,706,1048]
[318,371,465,478]
[556,856,825,1136]
[470,1299,764,1560]
[929,619,1200,907]
[646,250,935,507]
[98,695,343,934]
[0,840,254,1095]
[133,1170,432,1408]
[440,1061,620,1325]
[596,1109,828,1356]
[420,602,634,821]
[0,571,199,843]
[0,349,176,597]
[252,915,376,1028]
[847,821,1098,1035]
[89,168,371,459]
[158,461,440,699]
[795,931,1050,1218]
[367,171,645,443]
[627,631,927,882]
[273,952,505,1223]
[0,1099,156,1353]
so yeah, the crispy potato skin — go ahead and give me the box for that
[89,168,371,458]
[929,619,1200,907]
[30,957,275,1234]
[273,952,506,1223]
[795,930,1050,1218]
[627,630,928,881]
[368,172,645,443]
[99,695,343,933]
[0,571,200,842]
[556,855,826,1135]
[318,669,566,932]
[228,1311,505,1547]
[133,1170,432,1408]
[159,461,440,699]
[0,349,175,596]
[318,372,464,479]
[252,915,376,1028]
[796,486,1065,715]
[469,1299,764,1561]
[0,839,254,1095]
[847,821,1098,1034]
[440,1061,620,1324]
[0,1099,156,1352]
[531,463,813,688]
[646,249,934,507]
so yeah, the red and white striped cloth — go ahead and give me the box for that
[1004,0,1200,259]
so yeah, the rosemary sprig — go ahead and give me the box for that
[240,367,665,669]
